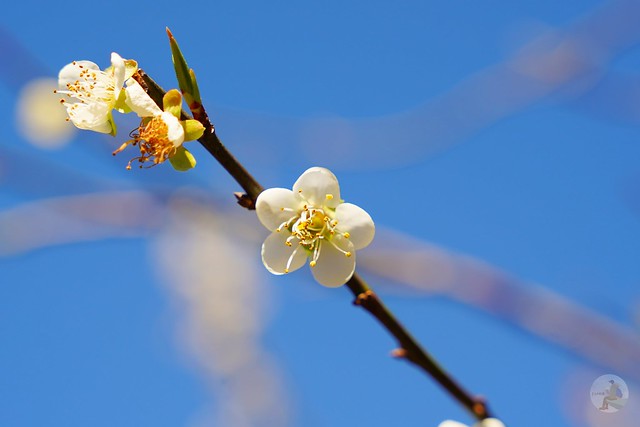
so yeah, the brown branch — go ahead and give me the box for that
[138,70,495,422]
[347,273,492,420]
[138,70,263,206]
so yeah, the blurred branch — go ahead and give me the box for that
[0,191,162,256]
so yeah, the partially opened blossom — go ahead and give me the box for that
[113,78,203,170]
[56,52,137,135]
[438,418,505,427]
[256,167,375,287]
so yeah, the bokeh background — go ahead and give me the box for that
[1,1,640,426]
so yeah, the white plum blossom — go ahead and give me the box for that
[126,77,185,147]
[256,167,375,287]
[438,418,505,427]
[113,78,203,170]
[56,52,137,135]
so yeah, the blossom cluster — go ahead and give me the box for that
[56,52,202,170]
[54,34,497,427]
[56,53,375,287]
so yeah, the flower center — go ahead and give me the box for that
[291,207,331,246]
[277,203,352,271]
[112,117,177,169]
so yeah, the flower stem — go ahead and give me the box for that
[139,70,494,421]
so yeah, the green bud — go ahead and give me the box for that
[189,69,202,105]
[182,119,205,141]
[169,146,197,171]
[163,89,183,119]
[166,28,194,98]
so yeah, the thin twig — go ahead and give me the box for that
[346,273,492,420]
[138,70,263,206]
[139,70,494,421]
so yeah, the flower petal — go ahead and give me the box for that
[334,202,375,250]
[310,236,355,287]
[110,52,126,94]
[160,111,185,147]
[256,188,302,231]
[66,102,113,134]
[58,61,99,88]
[438,422,468,427]
[124,78,162,117]
[293,167,341,208]
[475,419,505,427]
[262,231,307,275]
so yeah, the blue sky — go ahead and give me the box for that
[1,1,639,426]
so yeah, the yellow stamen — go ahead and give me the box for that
[114,117,177,169]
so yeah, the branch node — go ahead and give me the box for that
[472,399,489,419]
[391,348,407,359]
[235,192,256,210]
[354,289,375,306]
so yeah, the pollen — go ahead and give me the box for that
[113,117,177,169]
[57,63,115,106]
[325,194,333,200]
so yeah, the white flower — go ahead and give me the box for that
[256,167,375,287]
[439,418,505,427]
[123,77,164,118]
[124,77,185,151]
[113,79,206,170]
[56,52,137,135]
